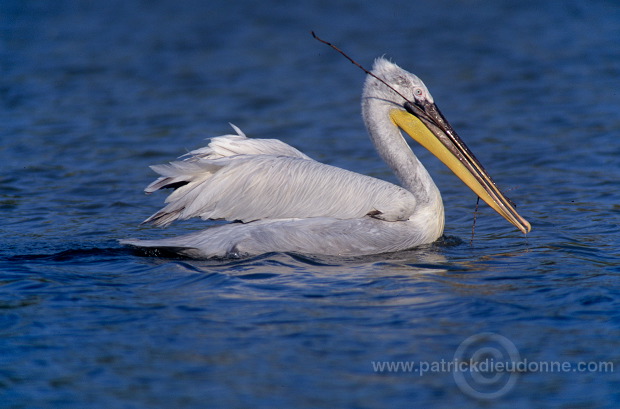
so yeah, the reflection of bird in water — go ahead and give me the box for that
[121,58,530,258]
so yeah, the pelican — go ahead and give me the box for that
[121,58,530,258]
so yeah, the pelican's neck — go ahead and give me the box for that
[362,96,442,209]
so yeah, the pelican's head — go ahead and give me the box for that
[365,57,531,234]
[365,57,436,106]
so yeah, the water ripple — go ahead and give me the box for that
[1,0,619,408]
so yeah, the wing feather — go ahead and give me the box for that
[144,124,309,194]
[182,123,311,161]
[142,125,417,227]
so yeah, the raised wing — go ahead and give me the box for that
[144,124,310,193]
[142,126,417,227]
[179,124,312,161]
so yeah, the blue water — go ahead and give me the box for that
[2,0,620,407]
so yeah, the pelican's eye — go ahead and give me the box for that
[413,88,424,99]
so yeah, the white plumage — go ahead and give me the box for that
[142,126,417,227]
[121,58,529,258]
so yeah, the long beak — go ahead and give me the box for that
[390,101,531,234]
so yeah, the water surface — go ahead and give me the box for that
[1,0,619,407]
